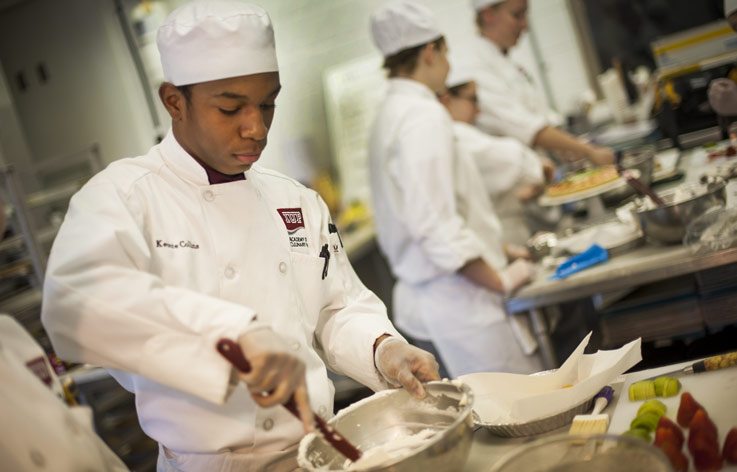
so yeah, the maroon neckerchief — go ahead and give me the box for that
[195,159,246,185]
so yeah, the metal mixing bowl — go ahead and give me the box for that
[298,381,474,471]
[601,145,655,207]
[636,180,727,244]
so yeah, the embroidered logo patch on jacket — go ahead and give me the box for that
[277,208,305,234]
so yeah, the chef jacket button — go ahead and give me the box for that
[203,190,215,201]
[29,449,45,467]
[278,261,287,274]
[224,266,236,279]
[263,418,274,431]
[291,341,300,351]
[318,405,328,416]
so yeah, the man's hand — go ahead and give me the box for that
[237,328,313,432]
[503,243,532,261]
[586,145,615,165]
[374,337,440,398]
[499,258,535,295]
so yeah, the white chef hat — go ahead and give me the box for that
[370,1,443,57]
[726,0,737,17]
[446,56,475,89]
[156,0,278,86]
[471,0,505,12]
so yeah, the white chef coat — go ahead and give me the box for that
[368,78,542,376]
[0,315,129,472]
[469,36,563,146]
[453,121,544,245]
[41,130,400,471]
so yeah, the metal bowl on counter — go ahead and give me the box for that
[600,145,656,207]
[298,381,474,471]
[489,434,673,472]
[635,180,727,245]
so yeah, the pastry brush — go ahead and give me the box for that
[568,386,614,435]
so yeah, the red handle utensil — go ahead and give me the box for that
[216,338,362,462]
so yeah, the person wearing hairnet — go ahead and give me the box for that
[41,1,439,470]
[368,1,543,378]
[0,194,128,471]
[441,64,554,246]
[708,0,737,117]
[468,0,615,165]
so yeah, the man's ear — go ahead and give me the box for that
[159,82,186,121]
[420,42,436,66]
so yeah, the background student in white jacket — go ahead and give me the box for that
[468,0,615,166]
[441,66,555,246]
[368,1,543,378]
[41,2,439,471]
[0,194,128,472]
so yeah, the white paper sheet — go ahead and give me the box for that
[459,333,642,424]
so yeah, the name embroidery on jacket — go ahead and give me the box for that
[155,240,200,249]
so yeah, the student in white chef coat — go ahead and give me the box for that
[469,0,615,165]
[440,66,554,246]
[0,197,129,472]
[40,2,439,471]
[368,1,544,378]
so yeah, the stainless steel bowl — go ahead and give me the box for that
[601,145,655,207]
[636,180,727,244]
[298,381,474,471]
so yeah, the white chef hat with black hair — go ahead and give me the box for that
[370,1,443,57]
[471,0,505,12]
[156,0,278,86]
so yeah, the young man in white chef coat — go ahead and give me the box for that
[368,1,543,378]
[41,1,439,471]
[469,0,615,165]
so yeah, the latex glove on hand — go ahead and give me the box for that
[375,336,440,398]
[499,258,535,295]
[516,184,544,202]
[237,328,313,432]
[708,78,737,116]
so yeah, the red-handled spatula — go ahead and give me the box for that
[216,338,362,462]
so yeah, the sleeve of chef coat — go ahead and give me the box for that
[392,108,487,274]
[464,131,544,198]
[474,69,549,147]
[41,180,262,405]
[309,195,402,392]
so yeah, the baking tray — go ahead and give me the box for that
[473,397,594,437]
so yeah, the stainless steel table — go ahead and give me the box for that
[506,245,737,369]
[506,140,737,369]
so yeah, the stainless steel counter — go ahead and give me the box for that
[506,142,737,369]
[507,245,737,313]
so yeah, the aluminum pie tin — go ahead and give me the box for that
[472,397,595,438]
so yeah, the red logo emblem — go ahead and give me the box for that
[277,208,305,233]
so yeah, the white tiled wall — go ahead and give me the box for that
[160,0,592,178]
[0,0,591,185]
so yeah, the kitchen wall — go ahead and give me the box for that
[0,0,591,186]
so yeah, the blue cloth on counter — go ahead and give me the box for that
[550,244,609,280]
